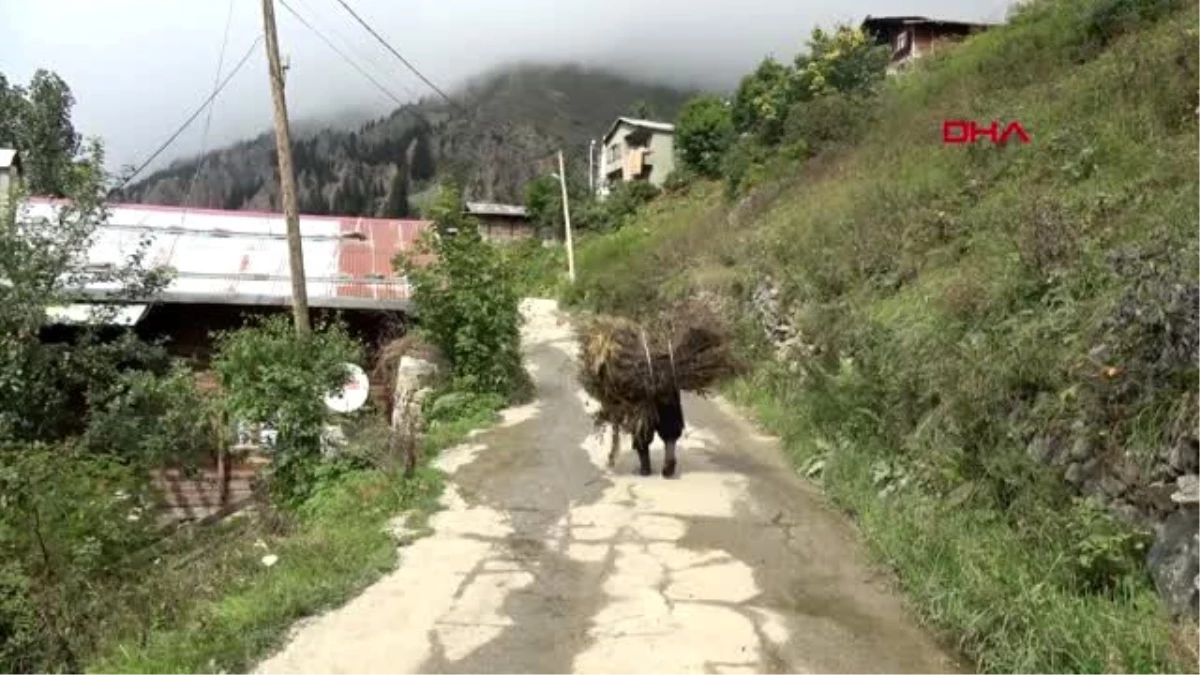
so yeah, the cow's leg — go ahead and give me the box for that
[607,423,620,468]
[657,391,685,479]
[633,423,654,476]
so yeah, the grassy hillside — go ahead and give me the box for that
[119,63,692,214]
[555,1,1199,672]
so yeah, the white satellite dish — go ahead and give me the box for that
[324,363,370,413]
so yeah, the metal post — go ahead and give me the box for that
[557,150,576,283]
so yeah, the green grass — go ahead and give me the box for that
[87,396,507,674]
[557,1,1199,672]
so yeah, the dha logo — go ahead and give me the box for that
[943,120,1031,145]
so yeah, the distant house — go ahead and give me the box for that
[861,15,998,73]
[599,117,676,196]
[0,148,22,209]
[463,201,536,242]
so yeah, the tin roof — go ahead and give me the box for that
[861,14,1001,30]
[602,117,675,144]
[20,198,433,311]
[464,201,528,218]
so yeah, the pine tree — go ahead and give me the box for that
[385,164,411,217]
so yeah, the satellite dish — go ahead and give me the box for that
[324,363,369,413]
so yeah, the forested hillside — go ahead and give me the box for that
[552,0,1200,671]
[118,63,693,216]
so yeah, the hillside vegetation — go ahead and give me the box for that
[556,0,1199,672]
[118,63,692,215]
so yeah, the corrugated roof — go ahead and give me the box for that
[464,202,528,217]
[861,14,1002,29]
[0,148,18,169]
[20,198,433,310]
[602,117,676,144]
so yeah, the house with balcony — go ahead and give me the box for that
[861,15,999,73]
[598,117,676,197]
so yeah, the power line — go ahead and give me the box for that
[181,0,237,210]
[277,0,408,110]
[328,0,464,112]
[115,35,264,192]
[292,0,422,101]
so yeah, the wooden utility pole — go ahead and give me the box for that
[557,150,576,283]
[261,0,311,334]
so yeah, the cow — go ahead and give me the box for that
[606,388,685,478]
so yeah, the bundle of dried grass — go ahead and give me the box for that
[577,302,745,430]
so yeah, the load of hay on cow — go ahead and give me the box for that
[577,302,745,434]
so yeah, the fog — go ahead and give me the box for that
[1,0,1017,174]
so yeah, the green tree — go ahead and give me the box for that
[0,70,81,197]
[396,182,523,397]
[731,57,792,142]
[791,25,890,101]
[410,131,436,182]
[675,95,734,178]
[385,164,411,217]
[524,174,560,234]
[213,316,361,503]
[0,128,211,672]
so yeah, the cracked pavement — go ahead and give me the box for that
[254,299,962,674]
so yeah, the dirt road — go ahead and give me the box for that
[255,299,961,674]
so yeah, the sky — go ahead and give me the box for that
[1,0,1018,175]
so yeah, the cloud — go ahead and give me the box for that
[0,0,1018,173]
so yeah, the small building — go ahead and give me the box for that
[861,15,998,73]
[463,201,536,242]
[0,148,22,209]
[599,117,676,196]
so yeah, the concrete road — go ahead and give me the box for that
[255,299,962,674]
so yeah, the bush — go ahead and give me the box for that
[783,91,875,157]
[398,182,525,399]
[675,95,734,178]
[82,361,217,470]
[583,180,660,232]
[213,316,362,504]
[0,445,157,673]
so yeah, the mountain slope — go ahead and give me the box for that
[120,63,693,215]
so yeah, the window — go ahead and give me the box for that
[896,30,909,52]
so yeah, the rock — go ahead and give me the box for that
[1065,462,1085,485]
[1098,474,1127,498]
[1027,436,1053,463]
[1068,435,1093,461]
[392,356,439,429]
[1107,498,1142,525]
[1146,507,1200,618]
[320,423,348,458]
[1172,475,1199,505]
[1169,440,1200,474]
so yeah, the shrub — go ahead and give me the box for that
[0,445,157,673]
[82,361,217,470]
[675,95,734,178]
[783,91,875,156]
[398,182,525,398]
[213,316,362,504]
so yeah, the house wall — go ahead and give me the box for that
[601,123,676,191]
[476,215,536,243]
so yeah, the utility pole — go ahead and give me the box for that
[261,0,311,334]
[557,150,576,283]
[588,139,595,196]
